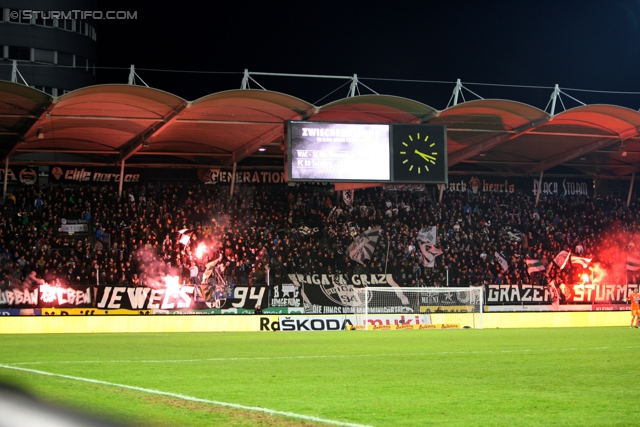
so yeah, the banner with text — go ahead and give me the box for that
[95,285,268,311]
[484,283,639,305]
[287,273,414,315]
[49,166,143,184]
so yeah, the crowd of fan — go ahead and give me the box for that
[1,180,639,291]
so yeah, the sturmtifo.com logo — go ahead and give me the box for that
[15,10,137,20]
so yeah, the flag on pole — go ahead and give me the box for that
[417,240,442,267]
[177,229,192,245]
[343,190,354,206]
[627,255,640,271]
[417,227,437,245]
[348,227,381,265]
[570,256,592,268]
[495,252,509,272]
[553,250,571,269]
[525,259,546,274]
[416,227,441,268]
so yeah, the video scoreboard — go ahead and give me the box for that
[285,121,447,184]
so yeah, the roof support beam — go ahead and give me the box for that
[15,149,118,154]
[3,98,55,161]
[615,161,640,176]
[448,117,548,167]
[119,102,188,162]
[175,119,283,125]
[2,157,8,202]
[522,135,635,174]
[52,115,161,121]
[223,126,283,166]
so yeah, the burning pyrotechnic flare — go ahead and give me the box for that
[195,243,208,259]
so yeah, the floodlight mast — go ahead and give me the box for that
[11,60,28,85]
[452,78,462,106]
[549,84,560,116]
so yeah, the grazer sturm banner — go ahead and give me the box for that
[485,284,553,304]
[197,168,285,184]
[287,273,415,315]
[0,287,39,308]
[484,283,640,305]
[38,284,93,308]
[563,283,639,304]
[95,285,268,311]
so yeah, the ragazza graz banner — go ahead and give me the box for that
[95,285,268,311]
[0,283,92,309]
[485,283,640,304]
[287,273,416,315]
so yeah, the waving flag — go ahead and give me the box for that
[348,227,381,265]
[553,251,571,269]
[177,229,193,245]
[343,190,354,206]
[570,256,592,269]
[417,227,437,245]
[495,252,509,272]
[525,259,546,274]
[627,255,640,271]
[418,243,443,267]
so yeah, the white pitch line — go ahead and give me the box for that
[0,364,374,427]
[6,345,639,366]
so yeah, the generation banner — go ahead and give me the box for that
[197,168,286,184]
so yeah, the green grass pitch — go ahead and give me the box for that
[1,327,639,426]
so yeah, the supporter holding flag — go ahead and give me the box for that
[526,259,545,274]
[177,229,193,245]
[570,256,592,269]
[553,250,570,270]
[495,252,509,272]
[627,255,640,272]
[348,227,380,265]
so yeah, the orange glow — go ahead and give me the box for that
[586,263,609,285]
[581,273,590,284]
[163,275,181,289]
[195,243,207,259]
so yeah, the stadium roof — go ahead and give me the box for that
[2,80,640,179]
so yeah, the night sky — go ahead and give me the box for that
[95,0,640,110]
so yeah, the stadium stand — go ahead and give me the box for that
[1,181,637,295]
